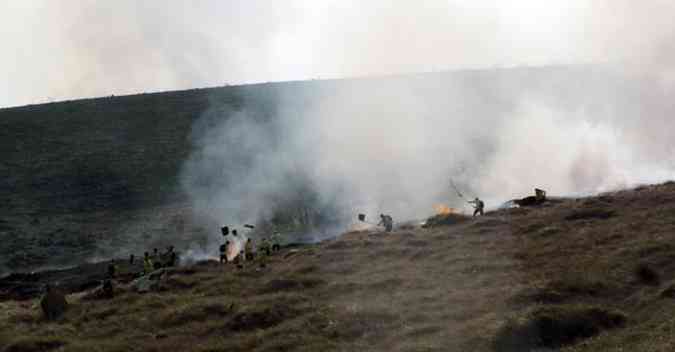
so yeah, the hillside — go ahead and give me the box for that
[0,65,653,275]
[3,182,675,351]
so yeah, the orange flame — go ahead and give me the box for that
[433,204,456,215]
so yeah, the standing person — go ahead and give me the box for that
[166,247,177,267]
[271,232,281,252]
[468,197,485,217]
[107,259,118,279]
[245,238,254,261]
[143,252,154,274]
[258,237,271,256]
[220,241,230,264]
[385,215,393,232]
[535,188,547,202]
[378,214,394,232]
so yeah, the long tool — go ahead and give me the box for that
[449,179,465,199]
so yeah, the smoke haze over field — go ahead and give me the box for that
[3,2,675,239]
[181,67,675,238]
[2,1,675,107]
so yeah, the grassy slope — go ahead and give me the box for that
[0,66,632,275]
[3,183,675,351]
[0,65,627,273]
[0,84,285,273]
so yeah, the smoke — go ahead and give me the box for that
[181,68,675,246]
[174,2,675,241]
[3,1,674,107]
[3,2,675,244]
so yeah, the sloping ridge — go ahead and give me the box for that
[2,182,675,351]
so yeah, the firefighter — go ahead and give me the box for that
[535,188,547,202]
[245,238,254,261]
[220,241,230,264]
[258,237,271,256]
[468,197,485,217]
[378,214,393,232]
[107,259,119,279]
[271,232,281,252]
[143,252,154,274]
[166,250,177,267]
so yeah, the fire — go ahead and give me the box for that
[433,204,456,215]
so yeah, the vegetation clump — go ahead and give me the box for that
[494,305,626,351]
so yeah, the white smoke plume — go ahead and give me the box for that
[3,2,675,242]
[181,67,675,243]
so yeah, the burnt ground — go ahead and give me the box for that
[3,183,675,351]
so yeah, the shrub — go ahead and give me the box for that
[494,305,626,351]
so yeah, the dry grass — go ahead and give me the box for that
[494,305,626,351]
[5,182,675,351]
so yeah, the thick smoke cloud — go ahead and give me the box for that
[182,67,675,245]
[3,2,675,242]
[3,1,675,107]
[177,2,675,241]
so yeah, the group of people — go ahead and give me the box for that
[219,226,282,267]
[468,188,547,217]
[105,246,178,279]
[130,246,177,276]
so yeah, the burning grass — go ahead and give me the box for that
[422,213,470,228]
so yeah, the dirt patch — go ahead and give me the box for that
[406,325,442,338]
[635,243,675,258]
[86,307,118,321]
[660,284,675,299]
[405,240,429,247]
[494,305,626,351]
[172,267,198,276]
[368,278,405,291]
[7,312,37,324]
[258,278,325,294]
[325,241,356,250]
[564,209,615,221]
[164,276,199,290]
[224,304,300,332]
[472,219,507,228]
[158,302,233,328]
[514,279,614,304]
[4,338,66,352]
[537,226,561,237]
[376,248,412,258]
[296,265,319,274]
[326,310,397,341]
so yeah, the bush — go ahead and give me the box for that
[635,264,661,286]
[494,305,626,351]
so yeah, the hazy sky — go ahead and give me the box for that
[1,1,674,107]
